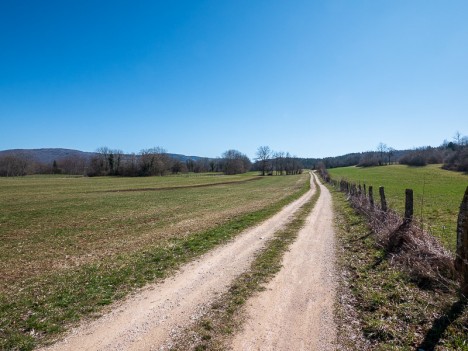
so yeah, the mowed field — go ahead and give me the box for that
[0,172,309,350]
[328,164,468,252]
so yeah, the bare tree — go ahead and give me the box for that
[89,147,124,176]
[454,131,462,145]
[121,153,139,176]
[256,146,271,176]
[377,143,388,165]
[462,136,468,146]
[387,147,395,165]
[0,153,30,176]
[139,147,170,176]
[171,160,187,174]
[221,149,251,175]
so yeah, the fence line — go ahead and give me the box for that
[318,167,466,295]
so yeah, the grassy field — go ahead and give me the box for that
[331,185,467,350]
[0,172,309,350]
[328,164,468,251]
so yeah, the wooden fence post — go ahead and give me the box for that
[358,184,362,196]
[363,184,367,197]
[369,186,374,208]
[379,186,387,212]
[405,189,413,223]
[455,186,468,296]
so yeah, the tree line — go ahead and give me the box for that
[0,146,304,177]
[252,146,303,176]
[299,131,468,172]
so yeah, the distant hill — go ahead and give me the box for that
[0,148,207,165]
[299,149,411,169]
[0,148,96,164]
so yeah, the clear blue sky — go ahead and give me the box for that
[1,0,467,159]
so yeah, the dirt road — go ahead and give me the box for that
[40,174,318,351]
[231,175,337,350]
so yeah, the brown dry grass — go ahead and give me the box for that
[331,185,468,350]
[0,173,307,295]
[348,194,456,289]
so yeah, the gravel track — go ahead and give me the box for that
[231,174,337,350]
[40,174,316,351]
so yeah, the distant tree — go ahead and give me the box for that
[358,152,379,167]
[193,158,210,173]
[209,159,217,172]
[399,147,428,166]
[462,136,468,146]
[139,147,171,176]
[454,131,462,145]
[58,155,87,175]
[0,153,29,176]
[377,143,388,166]
[88,147,124,176]
[186,159,195,172]
[387,147,395,165]
[221,149,251,175]
[273,151,285,175]
[256,146,271,176]
[52,160,62,174]
[171,160,187,174]
[120,153,139,176]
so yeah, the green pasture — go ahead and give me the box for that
[328,164,468,252]
[0,172,309,350]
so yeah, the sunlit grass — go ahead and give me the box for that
[331,183,467,350]
[328,164,468,251]
[0,172,308,350]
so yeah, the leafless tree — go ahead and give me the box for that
[273,151,285,175]
[171,160,187,174]
[58,155,87,175]
[387,147,395,165]
[256,146,271,176]
[139,147,171,176]
[377,142,388,166]
[454,131,462,145]
[0,153,29,176]
[221,149,251,175]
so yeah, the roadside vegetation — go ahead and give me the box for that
[171,175,321,350]
[328,164,468,251]
[331,187,468,350]
[0,172,309,350]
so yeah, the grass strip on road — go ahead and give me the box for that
[331,185,468,350]
[0,175,310,351]
[171,175,321,350]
